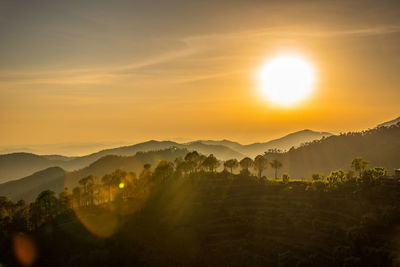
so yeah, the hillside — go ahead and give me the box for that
[65,148,190,188]
[199,130,332,157]
[0,153,66,183]
[0,148,191,201]
[377,116,400,128]
[2,172,399,266]
[0,167,66,202]
[263,123,400,179]
[242,129,332,157]
[0,141,242,183]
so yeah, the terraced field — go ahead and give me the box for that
[104,173,400,266]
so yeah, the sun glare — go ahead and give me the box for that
[258,54,316,107]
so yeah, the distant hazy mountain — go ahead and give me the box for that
[0,141,243,183]
[0,153,66,183]
[377,116,400,128]
[0,149,190,201]
[2,124,400,201]
[198,130,332,157]
[65,148,190,188]
[0,167,65,202]
[242,129,332,157]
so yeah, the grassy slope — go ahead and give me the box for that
[27,173,400,266]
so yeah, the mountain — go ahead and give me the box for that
[198,130,332,157]
[65,148,190,188]
[0,141,243,183]
[0,153,66,183]
[2,124,399,201]
[242,129,332,156]
[192,139,244,152]
[262,124,400,179]
[0,167,66,202]
[0,149,190,201]
[377,116,400,128]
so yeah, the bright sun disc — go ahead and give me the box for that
[259,54,315,107]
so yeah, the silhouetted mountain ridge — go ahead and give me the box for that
[0,167,65,202]
[377,116,400,128]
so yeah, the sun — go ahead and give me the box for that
[258,54,316,107]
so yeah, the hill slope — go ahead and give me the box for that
[0,153,66,183]
[199,130,332,157]
[263,124,400,178]
[377,116,400,128]
[0,167,66,202]
[0,141,243,183]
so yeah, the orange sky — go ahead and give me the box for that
[1,0,400,151]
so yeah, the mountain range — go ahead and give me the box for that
[0,129,331,183]
[1,116,399,201]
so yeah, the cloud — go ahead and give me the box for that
[1,24,400,87]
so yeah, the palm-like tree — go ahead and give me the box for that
[240,157,253,172]
[184,151,201,173]
[202,154,220,172]
[270,159,283,179]
[351,158,370,177]
[224,159,239,174]
[254,155,268,178]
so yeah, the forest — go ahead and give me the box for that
[0,148,398,266]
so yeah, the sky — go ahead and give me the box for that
[1,0,400,154]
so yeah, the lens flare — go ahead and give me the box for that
[13,233,37,266]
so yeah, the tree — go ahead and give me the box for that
[326,170,345,187]
[282,173,290,184]
[224,159,239,174]
[351,158,370,178]
[140,163,152,180]
[31,190,58,227]
[184,151,201,173]
[360,167,387,185]
[202,154,220,172]
[101,174,113,202]
[78,175,99,206]
[72,187,82,208]
[240,157,253,170]
[58,187,71,212]
[153,160,174,181]
[312,174,324,181]
[270,159,283,179]
[254,155,268,178]
[110,169,128,201]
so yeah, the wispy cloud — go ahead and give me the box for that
[1,25,400,86]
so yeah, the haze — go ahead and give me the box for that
[1,0,400,149]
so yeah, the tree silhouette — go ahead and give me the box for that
[101,174,113,202]
[312,174,324,181]
[184,151,201,173]
[240,157,253,170]
[351,158,370,178]
[78,175,97,206]
[224,159,239,174]
[140,163,152,181]
[202,154,220,172]
[153,160,174,181]
[32,190,58,227]
[282,173,290,184]
[254,155,268,178]
[72,187,82,208]
[270,159,283,179]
